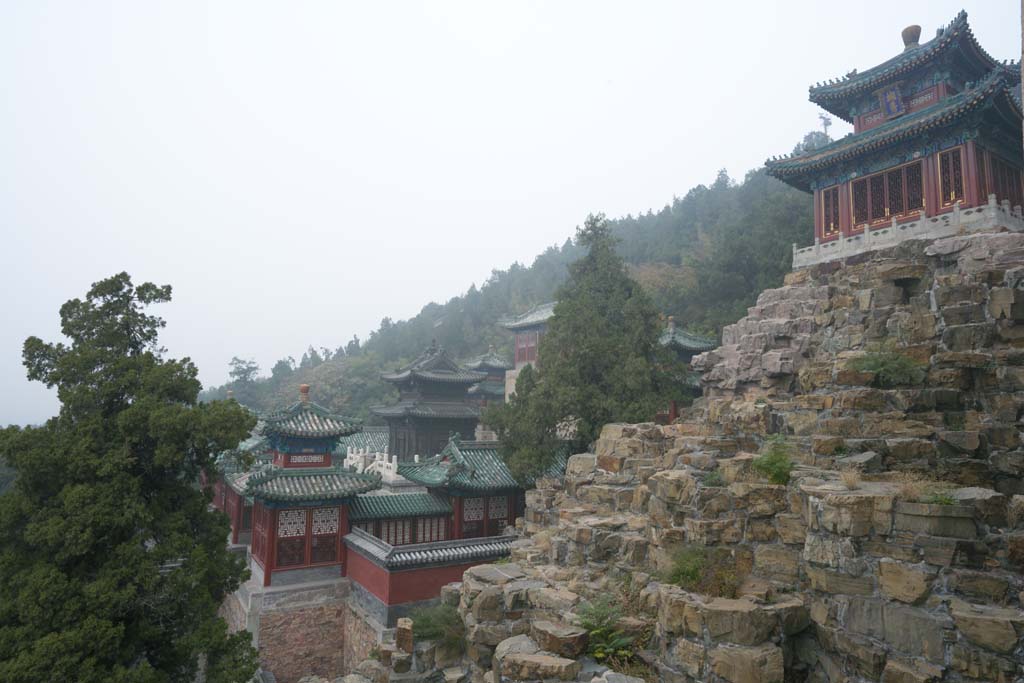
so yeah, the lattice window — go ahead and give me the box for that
[887,170,904,215]
[992,154,1024,209]
[821,186,840,237]
[417,516,447,543]
[311,535,336,563]
[869,174,887,221]
[278,509,307,538]
[353,521,375,535]
[382,519,412,545]
[852,179,869,225]
[940,148,965,206]
[312,507,339,535]
[277,537,305,567]
[463,497,485,521]
[488,496,509,519]
[290,454,325,464]
[905,163,923,211]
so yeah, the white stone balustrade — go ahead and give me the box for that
[792,194,1024,270]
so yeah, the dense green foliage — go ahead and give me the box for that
[204,158,815,421]
[408,604,465,656]
[752,434,795,485]
[849,348,927,387]
[486,215,685,479]
[664,545,740,598]
[0,273,258,683]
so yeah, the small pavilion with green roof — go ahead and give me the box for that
[238,384,382,586]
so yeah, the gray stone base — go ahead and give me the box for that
[348,579,440,628]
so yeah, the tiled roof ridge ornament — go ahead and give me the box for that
[902,24,922,52]
[299,383,310,403]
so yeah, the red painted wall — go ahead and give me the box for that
[346,548,478,605]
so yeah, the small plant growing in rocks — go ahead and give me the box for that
[893,473,955,504]
[409,604,465,657]
[664,545,740,598]
[923,491,957,505]
[578,596,637,664]
[840,469,862,490]
[849,347,926,387]
[703,470,725,487]
[752,435,795,485]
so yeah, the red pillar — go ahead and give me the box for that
[924,154,938,216]
[230,491,240,545]
[264,509,278,587]
[812,189,821,241]
[839,181,851,236]
[339,504,349,577]
[452,497,463,539]
[964,141,980,208]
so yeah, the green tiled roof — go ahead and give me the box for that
[382,343,488,385]
[349,492,452,521]
[808,12,1008,121]
[469,380,506,399]
[464,347,512,372]
[660,323,717,353]
[767,70,1021,192]
[373,400,480,419]
[337,427,390,454]
[245,467,380,503]
[397,436,567,493]
[262,397,361,439]
[497,302,556,331]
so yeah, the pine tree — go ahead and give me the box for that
[487,215,683,480]
[0,273,258,683]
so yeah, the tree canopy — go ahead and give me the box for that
[0,273,257,683]
[486,215,684,480]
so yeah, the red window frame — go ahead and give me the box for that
[851,160,924,228]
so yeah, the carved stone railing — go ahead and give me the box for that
[792,194,1024,270]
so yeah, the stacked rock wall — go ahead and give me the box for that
[348,233,1024,683]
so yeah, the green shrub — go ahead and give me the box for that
[703,470,725,487]
[578,596,636,663]
[752,435,794,485]
[409,604,465,656]
[923,491,957,506]
[664,545,740,598]
[849,349,926,387]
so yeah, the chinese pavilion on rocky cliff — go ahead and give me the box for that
[243,386,380,586]
[372,342,486,461]
[767,12,1023,268]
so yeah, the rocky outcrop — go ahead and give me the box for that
[355,233,1024,682]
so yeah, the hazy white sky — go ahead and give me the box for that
[1,1,1016,425]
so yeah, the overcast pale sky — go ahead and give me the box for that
[1,1,1016,425]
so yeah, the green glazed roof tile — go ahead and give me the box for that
[245,467,380,502]
[382,342,488,386]
[808,12,1009,121]
[767,70,1021,192]
[262,398,361,439]
[497,302,557,331]
[349,492,452,521]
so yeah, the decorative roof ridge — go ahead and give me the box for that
[463,346,513,371]
[244,464,380,487]
[767,68,1019,181]
[496,301,558,330]
[381,342,488,384]
[807,11,1007,121]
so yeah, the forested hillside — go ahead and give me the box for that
[203,149,818,420]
